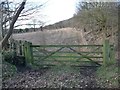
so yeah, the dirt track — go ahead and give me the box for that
[2,66,99,88]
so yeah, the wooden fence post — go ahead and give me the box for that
[22,41,26,57]
[30,42,34,64]
[10,40,13,53]
[13,41,17,58]
[103,39,110,66]
[23,41,29,65]
[23,41,33,66]
[27,42,33,64]
[23,41,25,56]
[19,40,22,55]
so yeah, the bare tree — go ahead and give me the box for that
[0,0,46,48]
[0,7,3,41]
[0,0,27,48]
[74,2,118,41]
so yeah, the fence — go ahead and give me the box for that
[9,40,25,57]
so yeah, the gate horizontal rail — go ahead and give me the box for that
[34,55,103,58]
[31,45,104,47]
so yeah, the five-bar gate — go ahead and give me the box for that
[22,40,115,67]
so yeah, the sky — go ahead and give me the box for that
[27,0,79,25]
[40,0,79,25]
[7,0,79,27]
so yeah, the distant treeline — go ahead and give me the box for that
[13,28,43,33]
[13,17,75,33]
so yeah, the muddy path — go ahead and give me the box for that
[2,66,100,88]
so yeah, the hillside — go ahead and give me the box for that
[43,16,117,46]
[12,27,87,45]
[43,18,74,30]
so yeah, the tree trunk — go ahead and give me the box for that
[0,8,3,49]
[0,0,26,48]
[0,6,3,89]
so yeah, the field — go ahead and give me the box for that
[12,28,87,45]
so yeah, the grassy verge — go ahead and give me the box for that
[96,63,119,88]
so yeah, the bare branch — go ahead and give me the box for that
[1,0,27,47]
[21,4,43,14]
[19,10,36,17]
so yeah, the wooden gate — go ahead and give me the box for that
[23,40,115,67]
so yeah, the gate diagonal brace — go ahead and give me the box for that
[40,47,65,61]
[34,47,52,59]
[75,47,102,61]
[68,47,101,66]
[42,51,58,61]
[38,49,58,61]
[33,47,61,62]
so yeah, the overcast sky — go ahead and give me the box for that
[28,0,79,25]
[41,0,79,25]
[8,0,79,26]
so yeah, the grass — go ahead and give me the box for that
[96,63,118,88]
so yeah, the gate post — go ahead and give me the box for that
[28,42,33,64]
[103,39,110,66]
[23,41,33,66]
[23,41,28,63]
[24,41,31,65]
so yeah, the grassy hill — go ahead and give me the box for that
[12,27,86,45]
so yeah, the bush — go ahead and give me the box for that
[2,51,14,61]
[96,64,118,88]
[2,51,26,67]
